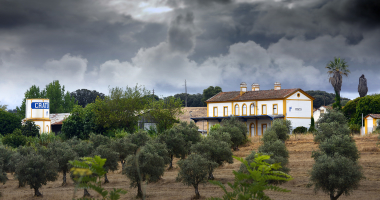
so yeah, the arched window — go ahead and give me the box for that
[250,123,255,137]
[250,103,255,115]
[37,125,42,134]
[242,104,247,115]
[46,125,50,133]
[235,104,239,115]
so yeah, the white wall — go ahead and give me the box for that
[367,116,373,134]
[288,118,311,130]
[257,100,283,115]
[286,100,312,118]
[287,91,310,100]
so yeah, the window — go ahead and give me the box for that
[297,93,301,97]
[262,124,267,135]
[242,104,247,115]
[250,123,255,137]
[224,106,228,116]
[213,107,218,117]
[273,104,278,115]
[250,103,255,115]
[262,104,267,115]
[46,125,49,133]
[235,104,239,115]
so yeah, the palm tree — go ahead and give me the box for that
[358,74,368,97]
[326,57,350,109]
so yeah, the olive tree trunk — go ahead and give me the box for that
[168,155,174,170]
[34,188,42,196]
[194,184,200,199]
[104,173,109,184]
[84,189,91,197]
[62,171,67,186]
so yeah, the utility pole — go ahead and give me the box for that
[185,79,188,107]
[152,89,154,109]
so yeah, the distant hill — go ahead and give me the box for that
[306,90,350,108]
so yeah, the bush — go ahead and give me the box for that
[2,129,27,148]
[270,119,292,141]
[191,135,233,180]
[293,126,307,134]
[0,110,21,135]
[110,137,137,169]
[123,141,168,198]
[21,120,40,137]
[14,152,59,196]
[127,129,150,154]
[208,154,293,200]
[89,133,111,149]
[158,128,189,169]
[212,116,246,150]
[177,154,217,199]
[93,145,119,183]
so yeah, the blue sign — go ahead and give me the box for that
[31,102,49,109]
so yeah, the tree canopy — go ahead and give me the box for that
[201,86,222,106]
[70,89,105,108]
[0,110,21,135]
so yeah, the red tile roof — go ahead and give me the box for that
[367,114,380,119]
[206,88,301,102]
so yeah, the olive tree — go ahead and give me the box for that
[128,129,150,153]
[309,109,364,200]
[212,116,246,150]
[14,153,58,196]
[110,137,137,169]
[46,141,77,186]
[158,128,189,169]
[89,133,111,149]
[176,154,217,199]
[93,145,119,183]
[123,141,168,198]
[172,121,201,148]
[191,134,233,180]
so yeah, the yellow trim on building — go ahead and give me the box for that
[27,98,50,101]
[242,103,247,116]
[286,99,312,101]
[283,99,286,120]
[311,100,313,117]
[365,118,367,135]
[249,123,255,138]
[234,104,239,116]
[26,118,51,121]
[213,106,218,117]
[207,103,209,117]
[207,121,209,135]
[273,104,278,115]
[249,103,254,115]
[262,104,267,115]
[256,119,258,136]
[223,106,228,116]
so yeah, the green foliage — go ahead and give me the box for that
[332,91,342,110]
[174,93,204,107]
[201,86,222,106]
[191,135,233,180]
[238,150,256,174]
[15,151,59,196]
[268,119,291,141]
[177,154,218,199]
[21,120,40,137]
[172,121,202,150]
[89,134,111,149]
[69,139,95,158]
[309,105,364,200]
[0,110,21,135]
[93,85,149,134]
[293,126,307,134]
[158,128,189,169]
[213,116,247,150]
[62,105,96,139]
[93,145,119,183]
[16,81,77,118]
[128,129,150,154]
[123,140,168,198]
[46,141,77,185]
[0,102,7,112]
[350,94,380,126]
[309,154,364,200]
[149,96,183,133]
[342,97,360,121]
[70,156,127,200]
[208,154,292,200]
[113,129,129,138]
[210,124,221,132]
[306,90,350,109]
[110,137,136,168]
[0,146,14,184]
[70,89,105,108]
[2,129,27,148]
[309,117,316,133]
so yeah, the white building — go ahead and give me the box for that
[24,99,51,133]
[364,114,380,134]
[313,106,332,123]
[191,82,315,137]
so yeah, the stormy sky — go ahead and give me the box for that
[1,0,380,109]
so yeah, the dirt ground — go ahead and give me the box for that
[1,134,379,200]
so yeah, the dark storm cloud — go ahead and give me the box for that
[168,12,196,53]
[0,0,168,66]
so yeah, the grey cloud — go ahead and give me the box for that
[168,12,196,53]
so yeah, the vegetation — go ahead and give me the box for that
[14,151,59,196]
[259,119,291,175]
[191,133,233,180]
[174,93,204,107]
[306,90,350,108]
[62,105,96,139]
[110,137,136,169]
[0,102,7,112]
[21,120,40,137]
[2,129,27,148]
[293,126,307,134]
[158,128,188,169]
[70,89,105,108]
[309,109,364,200]
[211,116,247,150]
[123,140,168,198]
[208,154,293,200]
[201,86,222,106]
[70,156,127,200]
[177,154,217,199]
[0,110,21,135]
[149,96,183,133]
[16,80,77,119]
[93,145,119,183]
[326,57,350,110]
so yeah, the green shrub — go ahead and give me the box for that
[0,110,21,136]
[212,116,246,150]
[293,126,307,134]
[21,120,40,137]
[208,154,292,200]
[2,129,27,148]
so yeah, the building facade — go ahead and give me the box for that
[24,99,51,133]
[191,82,314,137]
[364,114,380,134]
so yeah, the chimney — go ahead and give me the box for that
[240,82,247,96]
[274,82,281,90]
[251,83,260,91]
